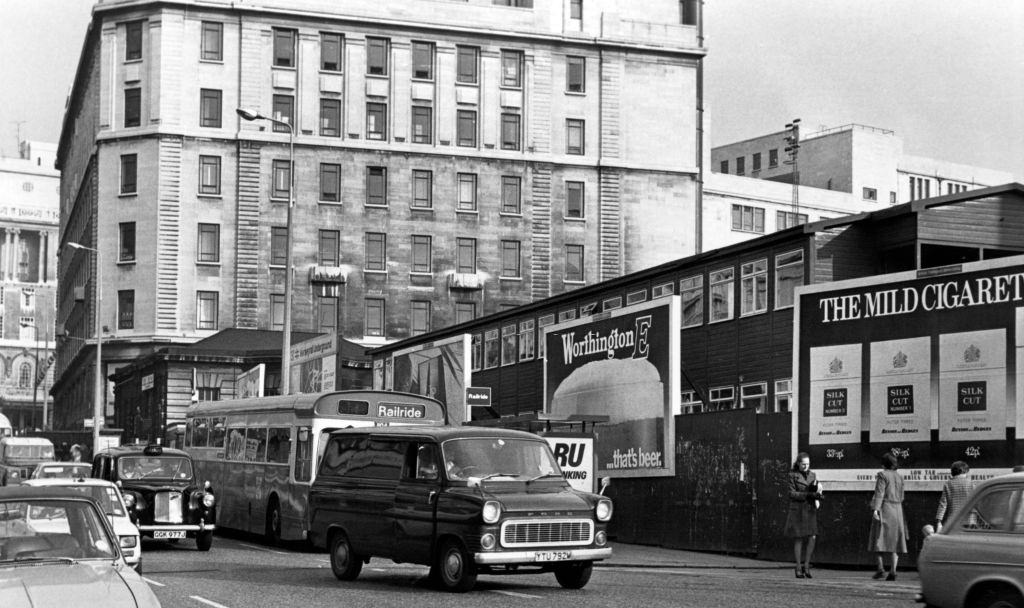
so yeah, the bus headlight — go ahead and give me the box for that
[203,492,216,508]
[482,501,501,524]
[596,499,613,522]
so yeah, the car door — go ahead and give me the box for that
[393,441,441,564]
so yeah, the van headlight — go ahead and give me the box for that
[482,501,501,524]
[596,499,613,522]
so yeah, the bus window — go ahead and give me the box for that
[295,427,312,482]
[185,419,193,447]
[210,417,226,448]
[193,418,210,447]
[226,427,246,461]
[267,428,291,464]
[245,428,268,462]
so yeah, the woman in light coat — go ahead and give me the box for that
[868,453,907,581]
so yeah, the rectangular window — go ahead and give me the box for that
[626,289,647,305]
[365,232,386,271]
[456,238,476,273]
[566,181,584,218]
[125,21,143,61]
[752,152,762,172]
[518,320,535,361]
[320,98,341,137]
[320,163,341,202]
[200,89,222,128]
[272,95,293,132]
[680,0,698,25]
[740,258,768,316]
[775,250,804,309]
[456,302,476,325]
[501,50,522,87]
[456,46,479,84]
[566,119,585,155]
[119,222,136,262]
[411,301,431,336]
[366,37,389,75]
[124,88,141,127]
[412,170,432,209]
[197,291,219,330]
[412,235,432,273]
[735,156,745,175]
[365,299,385,336]
[719,159,728,174]
[566,56,585,92]
[270,226,288,266]
[602,296,622,311]
[317,296,337,332]
[120,154,137,194]
[197,223,220,263]
[272,159,291,199]
[484,329,500,369]
[273,28,295,67]
[731,204,765,233]
[681,390,703,415]
[652,281,675,298]
[366,166,387,206]
[501,240,521,278]
[501,113,521,150]
[471,334,482,371]
[559,309,577,322]
[769,148,779,167]
[320,32,343,71]
[566,244,584,282]
[709,267,734,322]
[271,294,285,330]
[457,173,477,211]
[201,22,223,61]
[318,230,340,266]
[366,102,387,140]
[411,106,432,144]
[456,110,477,147]
[776,211,808,230]
[680,275,703,327]
[537,314,554,358]
[501,324,517,366]
[775,379,793,413]
[501,176,522,214]
[570,0,583,20]
[199,155,221,195]
[741,383,768,412]
[709,386,735,411]
[863,187,878,201]
[411,41,434,80]
[117,290,135,330]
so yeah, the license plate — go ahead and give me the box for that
[535,551,571,562]
[153,530,186,539]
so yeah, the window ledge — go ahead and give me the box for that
[564,215,586,223]
[199,59,224,65]
[739,309,767,318]
[364,269,388,275]
[563,279,585,285]
[119,192,138,198]
[499,276,523,282]
[197,193,223,200]
[270,196,290,203]
[565,90,586,96]
[731,228,764,234]
[318,199,343,206]
[498,212,523,218]
[196,261,222,267]
[410,206,434,213]
[456,209,479,215]
[708,317,734,325]
[116,260,137,266]
[409,271,433,277]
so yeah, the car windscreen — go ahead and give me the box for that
[61,486,127,517]
[35,464,91,479]
[441,438,562,481]
[0,498,119,561]
[117,456,193,481]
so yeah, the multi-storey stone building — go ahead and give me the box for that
[54,0,705,430]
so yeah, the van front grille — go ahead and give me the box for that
[500,518,593,547]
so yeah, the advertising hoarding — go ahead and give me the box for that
[543,433,596,493]
[290,334,336,394]
[544,297,679,478]
[379,335,471,422]
[235,364,265,399]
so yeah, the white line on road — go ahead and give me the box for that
[490,590,542,599]
[236,541,290,555]
[191,595,231,608]
[142,576,165,587]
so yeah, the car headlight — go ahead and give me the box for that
[482,500,501,524]
[596,499,613,522]
[120,535,138,549]
[203,492,215,508]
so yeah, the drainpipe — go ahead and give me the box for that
[694,0,705,254]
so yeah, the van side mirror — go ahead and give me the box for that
[599,477,611,495]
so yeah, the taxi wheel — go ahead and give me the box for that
[265,498,282,546]
[971,586,1024,608]
[329,531,362,581]
[196,530,213,552]
[432,539,477,593]
[554,561,593,589]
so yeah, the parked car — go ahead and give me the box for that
[0,485,161,607]
[0,437,55,485]
[24,476,142,572]
[30,461,93,480]
[92,443,216,551]
[918,471,1024,608]
[308,426,613,592]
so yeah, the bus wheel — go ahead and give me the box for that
[329,531,362,581]
[432,539,477,593]
[265,498,282,546]
[196,530,213,551]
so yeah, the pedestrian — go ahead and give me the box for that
[868,453,907,581]
[935,461,974,532]
[69,444,83,463]
[784,452,822,579]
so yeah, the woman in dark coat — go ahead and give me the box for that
[868,453,908,581]
[784,452,822,578]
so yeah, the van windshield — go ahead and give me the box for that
[442,438,561,481]
[3,445,55,460]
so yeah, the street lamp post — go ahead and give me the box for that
[68,241,103,455]
[19,320,50,430]
[236,107,294,395]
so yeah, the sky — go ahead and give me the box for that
[1,0,1021,181]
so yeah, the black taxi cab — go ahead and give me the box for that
[92,443,216,551]
[308,426,613,592]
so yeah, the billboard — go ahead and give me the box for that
[290,334,336,394]
[795,256,1024,490]
[235,364,265,399]
[544,297,679,478]
[381,335,471,422]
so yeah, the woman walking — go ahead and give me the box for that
[868,453,907,581]
[784,452,822,578]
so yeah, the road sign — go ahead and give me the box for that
[465,386,491,407]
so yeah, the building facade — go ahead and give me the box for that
[54,0,705,431]
[0,142,59,432]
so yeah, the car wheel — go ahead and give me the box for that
[265,498,282,546]
[329,531,362,581]
[432,539,477,593]
[196,530,213,552]
[554,561,593,589]
[970,586,1024,608]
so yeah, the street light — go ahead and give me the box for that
[68,241,103,455]
[19,320,50,431]
[236,107,294,395]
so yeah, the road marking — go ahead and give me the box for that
[236,541,290,555]
[191,596,231,608]
[490,590,542,599]
[142,577,165,587]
